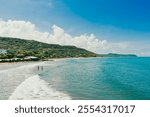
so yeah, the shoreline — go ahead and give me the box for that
[0,57,95,64]
[0,55,142,64]
[0,56,144,71]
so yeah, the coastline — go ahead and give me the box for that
[0,56,144,71]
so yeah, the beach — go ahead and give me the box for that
[0,60,71,100]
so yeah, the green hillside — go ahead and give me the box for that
[0,37,97,60]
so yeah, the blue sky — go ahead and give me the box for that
[0,0,150,55]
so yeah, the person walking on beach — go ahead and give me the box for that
[38,65,44,71]
[38,66,40,71]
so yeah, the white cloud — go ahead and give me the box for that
[0,20,48,41]
[0,19,133,54]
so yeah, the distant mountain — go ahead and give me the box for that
[0,37,97,60]
[98,53,137,57]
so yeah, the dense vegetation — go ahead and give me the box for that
[0,37,97,60]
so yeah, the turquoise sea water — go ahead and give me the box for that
[40,57,150,100]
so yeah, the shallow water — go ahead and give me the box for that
[40,57,150,100]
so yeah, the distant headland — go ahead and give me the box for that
[97,53,137,58]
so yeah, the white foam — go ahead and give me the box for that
[0,62,46,99]
[9,75,71,100]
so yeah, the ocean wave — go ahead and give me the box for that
[9,75,71,100]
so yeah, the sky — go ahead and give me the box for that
[0,0,150,56]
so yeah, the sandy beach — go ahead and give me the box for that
[0,61,46,98]
[0,59,71,100]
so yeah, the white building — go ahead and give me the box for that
[24,56,39,60]
[0,49,7,54]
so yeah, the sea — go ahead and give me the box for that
[0,57,150,100]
